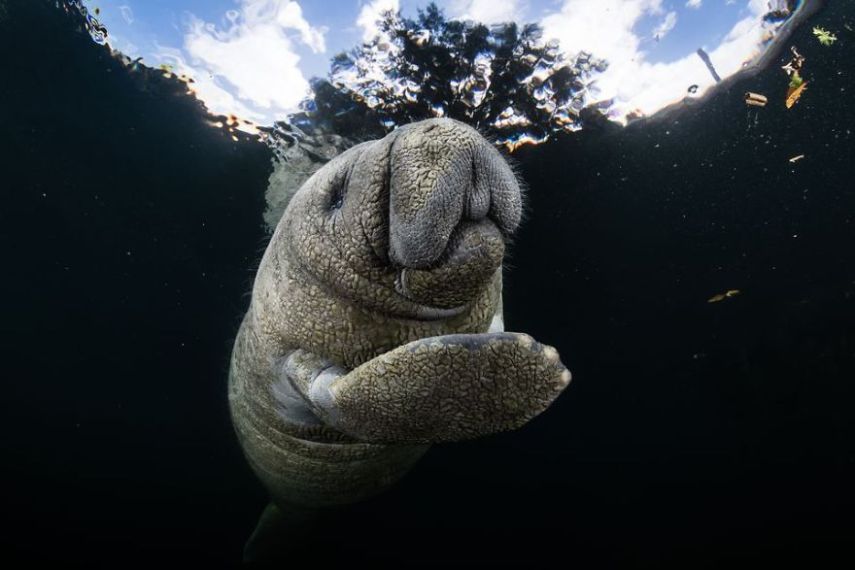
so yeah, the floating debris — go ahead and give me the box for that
[744,92,768,107]
[781,45,805,77]
[708,289,741,303]
[789,70,805,89]
[687,84,699,94]
[812,27,837,46]
[786,81,807,109]
[789,154,805,163]
[782,46,807,109]
[696,48,722,83]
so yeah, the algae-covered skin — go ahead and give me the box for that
[229,118,571,509]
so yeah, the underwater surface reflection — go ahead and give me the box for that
[1,0,853,566]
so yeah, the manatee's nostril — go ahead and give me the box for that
[329,185,345,211]
[465,152,491,222]
[330,164,352,211]
[468,156,478,218]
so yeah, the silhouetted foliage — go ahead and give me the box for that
[286,2,606,149]
[56,0,108,43]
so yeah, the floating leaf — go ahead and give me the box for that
[789,70,804,89]
[785,82,807,109]
[812,27,837,46]
[707,289,741,303]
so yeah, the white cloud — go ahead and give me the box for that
[118,5,134,25]
[619,14,774,115]
[686,0,702,9]
[748,0,773,17]
[652,10,677,39]
[155,0,326,126]
[541,0,789,122]
[155,44,265,123]
[542,0,663,65]
[447,0,523,25]
[357,0,400,42]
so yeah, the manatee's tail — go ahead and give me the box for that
[243,502,331,563]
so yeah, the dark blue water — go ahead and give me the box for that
[1,0,853,566]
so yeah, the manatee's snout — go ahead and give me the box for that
[389,118,522,268]
[388,119,522,308]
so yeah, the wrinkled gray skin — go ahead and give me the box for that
[229,118,571,510]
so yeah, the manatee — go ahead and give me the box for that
[228,118,571,513]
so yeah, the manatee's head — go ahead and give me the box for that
[281,118,522,319]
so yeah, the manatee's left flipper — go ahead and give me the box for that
[282,332,571,444]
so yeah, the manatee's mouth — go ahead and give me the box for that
[393,218,505,317]
[393,275,469,320]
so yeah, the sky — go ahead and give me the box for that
[81,0,799,128]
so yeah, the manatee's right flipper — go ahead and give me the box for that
[282,332,571,444]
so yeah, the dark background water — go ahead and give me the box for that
[2,0,853,566]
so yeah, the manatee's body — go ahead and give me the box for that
[229,119,570,511]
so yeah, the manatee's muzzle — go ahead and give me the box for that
[396,218,505,310]
[387,119,522,273]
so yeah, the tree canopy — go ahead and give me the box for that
[285,3,607,151]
